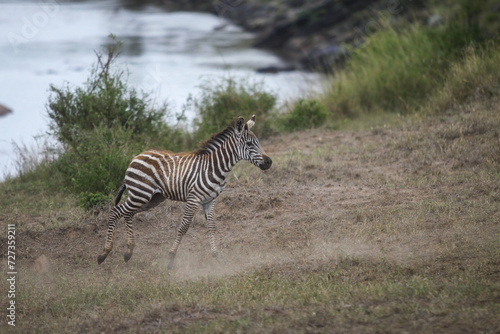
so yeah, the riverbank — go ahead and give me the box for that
[162,0,428,71]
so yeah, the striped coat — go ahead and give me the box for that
[97,115,272,268]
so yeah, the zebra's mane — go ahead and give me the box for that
[194,124,235,155]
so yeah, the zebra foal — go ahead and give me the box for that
[97,115,272,268]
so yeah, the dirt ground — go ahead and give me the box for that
[14,130,434,275]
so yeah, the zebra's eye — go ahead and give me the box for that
[246,141,253,146]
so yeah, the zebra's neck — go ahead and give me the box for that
[198,129,241,178]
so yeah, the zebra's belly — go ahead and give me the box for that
[162,187,188,202]
[196,183,226,204]
[160,179,226,204]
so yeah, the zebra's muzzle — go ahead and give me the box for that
[259,155,272,170]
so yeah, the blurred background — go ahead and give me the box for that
[0,0,323,178]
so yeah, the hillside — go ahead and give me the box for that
[2,1,500,332]
[2,98,499,333]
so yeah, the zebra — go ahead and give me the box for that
[97,115,272,268]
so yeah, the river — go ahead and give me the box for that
[0,0,323,179]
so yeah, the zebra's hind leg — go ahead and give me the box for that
[97,205,124,264]
[123,192,163,262]
[98,196,143,264]
[123,213,135,262]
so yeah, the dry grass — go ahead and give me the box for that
[1,100,500,333]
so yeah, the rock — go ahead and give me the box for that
[302,44,348,71]
[234,0,384,71]
[33,255,50,274]
[256,65,296,73]
[428,14,442,27]
[213,23,229,31]
[0,104,12,117]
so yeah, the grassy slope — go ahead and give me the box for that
[2,4,500,332]
[2,98,499,333]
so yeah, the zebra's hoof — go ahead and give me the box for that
[216,256,227,265]
[124,252,133,262]
[212,252,226,265]
[97,254,107,265]
[167,252,176,270]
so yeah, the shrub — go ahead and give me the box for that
[56,125,141,195]
[280,98,327,131]
[322,16,480,117]
[46,35,167,157]
[428,41,500,112]
[79,191,110,211]
[192,76,277,143]
[459,0,500,37]
[46,35,182,196]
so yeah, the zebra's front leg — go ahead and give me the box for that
[202,200,220,259]
[167,197,199,270]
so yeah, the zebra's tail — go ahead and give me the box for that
[114,184,126,206]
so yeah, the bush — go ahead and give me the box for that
[428,41,500,112]
[192,76,277,143]
[322,16,481,117]
[46,35,184,196]
[459,0,500,37]
[47,35,167,157]
[56,125,141,195]
[280,99,327,131]
[79,191,110,211]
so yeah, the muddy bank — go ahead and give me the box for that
[160,0,425,71]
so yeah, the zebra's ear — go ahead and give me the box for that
[235,116,245,134]
[247,114,255,129]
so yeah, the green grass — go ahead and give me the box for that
[317,0,500,124]
[0,179,83,234]
[426,42,500,112]
[15,241,500,333]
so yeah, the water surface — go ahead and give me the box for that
[0,0,322,178]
